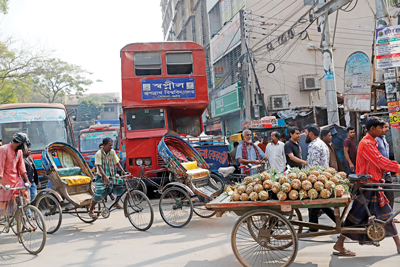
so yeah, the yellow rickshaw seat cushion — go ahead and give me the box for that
[61,175,91,186]
[186,168,210,180]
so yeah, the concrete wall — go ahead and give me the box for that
[246,0,377,111]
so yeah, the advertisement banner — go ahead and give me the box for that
[344,51,371,112]
[0,108,66,123]
[80,131,118,140]
[376,25,400,69]
[210,12,241,62]
[141,78,196,100]
[241,116,278,130]
[195,145,230,172]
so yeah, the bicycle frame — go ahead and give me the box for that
[0,187,31,234]
[356,182,400,226]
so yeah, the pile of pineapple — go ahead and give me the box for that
[227,166,351,202]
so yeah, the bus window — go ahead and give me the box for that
[166,52,193,75]
[126,109,165,131]
[176,116,201,136]
[134,52,162,76]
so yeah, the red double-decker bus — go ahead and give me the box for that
[120,42,209,176]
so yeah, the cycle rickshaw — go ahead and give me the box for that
[35,142,153,234]
[148,134,225,228]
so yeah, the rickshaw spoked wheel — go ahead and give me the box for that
[232,209,298,267]
[159,187,193,228]
[76,203,100,223]
[101,206,110,218]
[35,194,62,234]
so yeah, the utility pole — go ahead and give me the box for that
[239,9,251,122]
[316,0,352,125]
[375,0,400,164]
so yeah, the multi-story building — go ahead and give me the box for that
[162,0,393,135]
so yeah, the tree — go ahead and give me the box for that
[78,98,104,122]
[0,0,9,14]
[0,39,47,103]
[32,58,93,103]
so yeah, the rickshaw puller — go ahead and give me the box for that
[333,117,400,256]
[89,137,126,218]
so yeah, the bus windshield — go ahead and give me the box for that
[0,108,70,153]
[126,109,165,131]
[80,130,119,153]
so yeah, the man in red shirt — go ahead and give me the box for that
[333,117,400,256]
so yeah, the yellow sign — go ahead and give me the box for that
[389,114,400,124]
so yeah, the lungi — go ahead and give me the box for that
[343,190,397,243]
[93,175,123,202]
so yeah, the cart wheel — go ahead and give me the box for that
[76,203,100,223]
[35,194,62,234]
[192,174,224,218]
[159,187,193,228]
[124,189,154,231]
[232,209,298,267]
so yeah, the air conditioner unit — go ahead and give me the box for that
[298,74,321,91]
[269,94,289,111]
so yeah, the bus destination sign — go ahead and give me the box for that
[141,78,196,100]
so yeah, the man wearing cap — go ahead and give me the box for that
[0,133,31,216]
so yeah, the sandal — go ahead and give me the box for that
[333,250,356,257]
[88,212,97,219]
[394,218,400,223]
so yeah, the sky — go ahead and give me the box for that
[0,0,163,96]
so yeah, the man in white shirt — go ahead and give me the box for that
[265,131,286,173]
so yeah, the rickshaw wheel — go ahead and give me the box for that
[367,222,386,242]
[232,209,298,267]
[193,174,224,218]
[76,203,100,223]
[35,194,62,234]
[159,187,193,228]
[124,189,154,231]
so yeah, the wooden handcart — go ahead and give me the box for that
[206,174,400,267]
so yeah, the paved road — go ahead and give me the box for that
[1,200,400,267]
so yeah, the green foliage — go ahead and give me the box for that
[0,0,9,14]
[78,98,103,122]
[32,58,93,103]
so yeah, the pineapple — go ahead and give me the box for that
[277,191,287,201]
[281,182,291,193]
[243,176,253,185]
[308,189,318,200]
[291,179,302,190]
[272,182,281,193]
[289,190,299,200]
[307,174,318,184]
[314,181,324,192]
[320,189,331,199]
[259,190,269,201]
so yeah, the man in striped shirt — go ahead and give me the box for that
[333,117,400,256]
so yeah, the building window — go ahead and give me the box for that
[104,107,115,112]
[134,52,162,76]
[166,52,193,75]
[209,3,221,38]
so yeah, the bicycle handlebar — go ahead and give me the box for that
[239,161,266,170]
[0,183,31,190]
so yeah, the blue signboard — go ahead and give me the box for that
[141,78,196,100]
